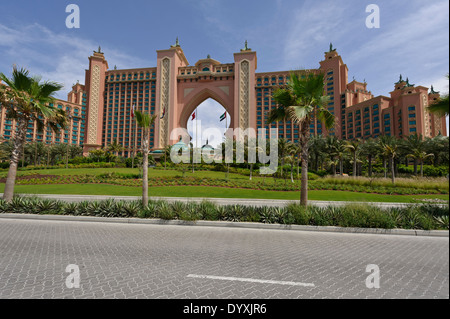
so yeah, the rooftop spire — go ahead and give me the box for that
[171,37,180,48]
[241,40,251,52]
[395,74,404,84]
[430,85,439,94]
[406,77,414,87]
[329,42,336,52]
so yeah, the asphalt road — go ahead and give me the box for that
[0,217,448,299]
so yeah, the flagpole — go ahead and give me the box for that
[225,112,227,142]
[196,109,199,148]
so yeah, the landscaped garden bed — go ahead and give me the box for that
[0,196,448,231]
[5,172,449,196]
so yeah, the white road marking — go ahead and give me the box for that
[187,274,315,287]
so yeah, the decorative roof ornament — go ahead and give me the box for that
[430,85,439,94]
[329,42,336,52]
[395,74,405,84]
[95,46,103,54]
[406,77,414,87]
[202,139,214,150]
[207,54,211,59]
[171,37,180,48]
[241,40,251,52]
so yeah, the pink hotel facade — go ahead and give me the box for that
[0,41,447,156]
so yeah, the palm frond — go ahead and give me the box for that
[316,108,335,130]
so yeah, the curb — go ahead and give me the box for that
[0,213,448,238]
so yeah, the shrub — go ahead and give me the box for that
[1,197,448,230]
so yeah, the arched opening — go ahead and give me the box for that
[187,98,231,148]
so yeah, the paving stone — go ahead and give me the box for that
[0,218,448,299]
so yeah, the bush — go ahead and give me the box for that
[1,197,448,230]
[397,165,449,177]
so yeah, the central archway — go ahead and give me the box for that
[186,98,231,148]
[178,87,234,130]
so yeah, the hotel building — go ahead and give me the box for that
[0,41,446,156]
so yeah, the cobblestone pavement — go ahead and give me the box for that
[0,217,448,299]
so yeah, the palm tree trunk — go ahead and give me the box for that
[142,133,149,207]
[391,156,395,184]
[249,163,253,180]
[420,160,424,178]
[290,162,294,183]
[368,155,373,177]
[299,125,310,206]
[300,151,308,206]
[3,119,27,201]
[353,153,357,177]
[383,158,387,178]
[339,157,343,176]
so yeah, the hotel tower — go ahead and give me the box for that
[0,41,446,157]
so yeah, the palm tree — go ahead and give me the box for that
[286,143,300,183]
[360,138,377,177]
[344,139,361,177]
[107,139,123,159]
[0,66,66,201]
[268,70,334,206]
[244,137,263,181]
[378,135,398,184]
[163,145,172,170]
[308,134,326,171]
[401,134,426,174]
[425,135,449,167]
[325,136,345,176]
[324,135,338,176]
[134,110,157,207]
[427,74,449,117]
[277,138,292,183]
[406,150,434,177]
[89,149,105,162]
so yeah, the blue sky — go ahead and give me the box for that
[0,0,448,145]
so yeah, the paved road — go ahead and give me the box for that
[0,217,448,299]
[6,193,445,209]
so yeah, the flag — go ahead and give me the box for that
[191,111,196,121]
[160,107,166,119]
[220,112,227,122]
[131,104,135,118]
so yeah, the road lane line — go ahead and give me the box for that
[187,274,315,287]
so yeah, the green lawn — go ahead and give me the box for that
[1,183,448,203]
[10,167,253,180]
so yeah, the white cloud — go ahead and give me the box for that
[281,0,352,70]
[346,0,449,96]
[0,23,152,99]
